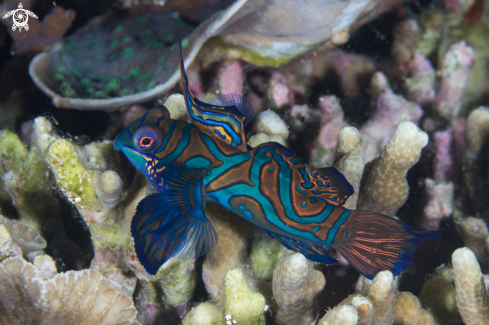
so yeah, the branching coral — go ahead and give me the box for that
[357,121,428,216]
[318,270,434,325]
[272,249,325,325]
[0,256,139,325]
[452,247,489,325]
[223,268,266,325]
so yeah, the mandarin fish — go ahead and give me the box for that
[113,43,439,279]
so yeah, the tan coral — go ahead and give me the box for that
[248,132,286,147]
[203,203,253,301]
[393,292,434,325]
[318,305,358,325]
[318,270,399,325]
[164,94,191,123]
[357,121,429,216]
[272,249,325,325]
[465,107,489,157]
[252,110,290,140]
[332,126,364,209]
[0,256,139,325]
[95,170,122,208]
[0,214,46,255]
[452,247,489,325]
[182,301,223,325]
[458,217,489,264]
[335,126,361,162]
[0,224,21,261]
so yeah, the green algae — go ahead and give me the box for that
[201,37,301,68]
[157,259,197,308]
[248,236,282,281]
[0,130,60,232]
[223,269,266,325]
[45,138,99,211]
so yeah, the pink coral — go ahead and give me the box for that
[328,50,375,98]
[219,61,244,95]
[360,72,423,161]
[405,53,436,106]
[422,179,454,231]
[436,41,475,124]
[434,129,453,182]
[311,96,348,166]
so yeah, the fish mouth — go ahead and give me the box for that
[119,146,152,170]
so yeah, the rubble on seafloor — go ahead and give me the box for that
[1,0,489,324]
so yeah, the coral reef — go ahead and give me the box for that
[452,247,489,324]
[272,249,325,325]
[357,121,428,216]
[0,256,139,325]
[3,0,489,324]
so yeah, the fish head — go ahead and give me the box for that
[114,105,170,174]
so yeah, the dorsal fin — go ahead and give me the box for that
[311,167,354,206]
[178,40,249,151]
[210,94,255,126]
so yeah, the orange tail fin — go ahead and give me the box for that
[333,210,438,279]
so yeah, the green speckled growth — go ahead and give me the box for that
[156,258,197,308]
[45,139,100,210]
[223,268,266,325]
[0,130,59,231]
[248,236,282,281]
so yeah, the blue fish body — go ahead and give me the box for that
[114,43,438,278]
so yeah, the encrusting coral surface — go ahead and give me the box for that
[2,0,489,324]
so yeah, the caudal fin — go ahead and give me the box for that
[334,210,438,280]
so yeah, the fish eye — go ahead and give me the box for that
[133,126,162,152]
[139,136,154,148]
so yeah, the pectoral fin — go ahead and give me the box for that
[131,167,217,275]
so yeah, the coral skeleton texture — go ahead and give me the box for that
[1,0,489,324]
